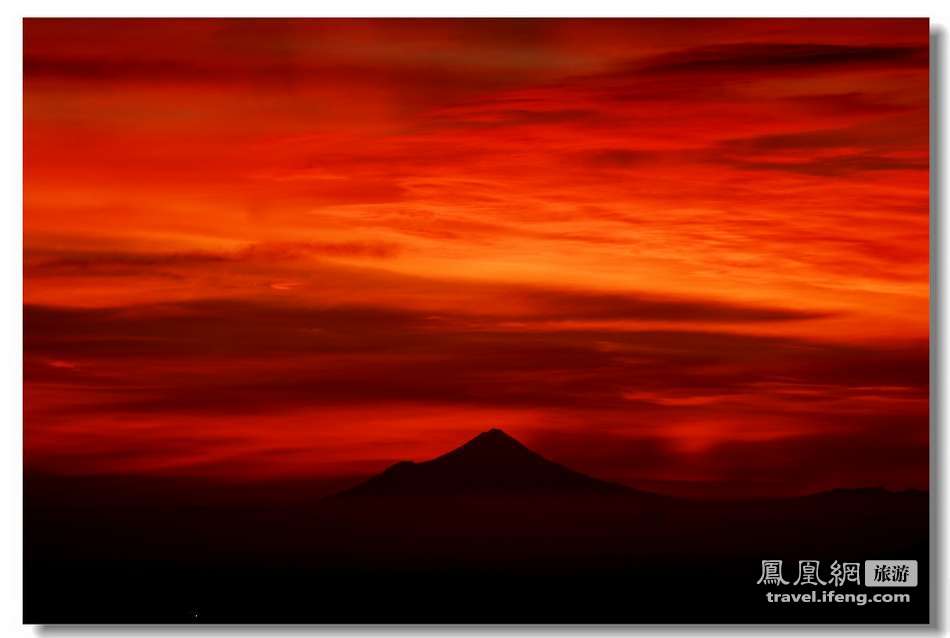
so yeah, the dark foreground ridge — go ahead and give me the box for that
[25,428,929,623]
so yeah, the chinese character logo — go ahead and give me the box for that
[757,560,789,585]
[874,563,910,584]
[828,560,861,587]
[793,560,826,586]
[864,560,917,587]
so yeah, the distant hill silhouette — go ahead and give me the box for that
[24,428,930,623]
[317,429,926,572]
[335,428,634,498]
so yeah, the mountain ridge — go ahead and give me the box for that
[332,428,639,499]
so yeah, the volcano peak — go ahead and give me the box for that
[334,428,631,499]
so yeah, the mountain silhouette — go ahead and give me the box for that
[24,428,929,623]
[319,429,925,565]
[335,428,633,498]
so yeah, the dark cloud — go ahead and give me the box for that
[780,92,917,118]
[579,148,654,168]
[636,43,927,76]
[23,55,506,94]
[536,41,928,111]
[720,128,871,153]
[23,284,828,362]
[708,123,928,176]
[509,288,829,323]
[725,154,927,176]
[25,241,403,279]
[24,298,925,417]
[428,107,603,131]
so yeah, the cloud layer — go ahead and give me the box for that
[24,19,929,496]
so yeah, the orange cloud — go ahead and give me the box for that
[24,19,929,497]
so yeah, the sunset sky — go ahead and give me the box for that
[24,19,929,498]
